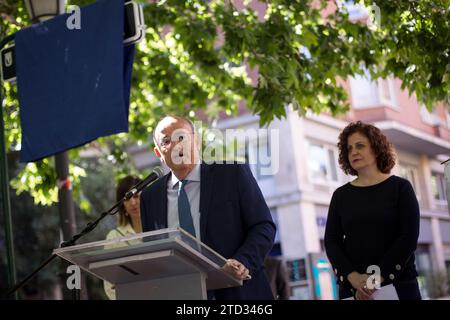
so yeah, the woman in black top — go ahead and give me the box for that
[324,121,421,300]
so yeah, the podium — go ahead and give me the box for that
[53,228,242,300]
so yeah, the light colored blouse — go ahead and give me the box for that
[103,223,138,300]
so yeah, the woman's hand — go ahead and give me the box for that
[347,272,375,300]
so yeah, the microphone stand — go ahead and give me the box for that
[5,173,160,299]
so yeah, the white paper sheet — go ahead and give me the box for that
[372,284,399,300]
[342,284,399,300]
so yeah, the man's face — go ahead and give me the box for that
[154,117,199,172]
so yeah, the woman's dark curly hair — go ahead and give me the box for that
[338,121,396,176]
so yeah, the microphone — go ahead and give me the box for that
[124,166,164,200]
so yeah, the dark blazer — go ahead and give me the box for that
[140,162,276,300]
[324,176,421,300]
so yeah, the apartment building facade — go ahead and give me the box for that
[209,72,450,299]
[129,0,449,300]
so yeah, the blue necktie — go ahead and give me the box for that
[178,180,196,237]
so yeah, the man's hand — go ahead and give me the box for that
[347,272,375,300]
[223,259,250,280]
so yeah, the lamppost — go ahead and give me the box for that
[24,0,65,23]
[0,34,17,300]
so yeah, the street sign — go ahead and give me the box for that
[0,44,16,83]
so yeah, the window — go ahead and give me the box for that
[307,142,339,184]
[349,70,379,108]
[327,149,338,181]
[420,105,439,126]
[398,163,421,199]
[446,106,450,129]
[349,69,398,109]
[431,172,447,203]
[378,77,398,108]
[337,0,369,20]
[246,134,274,181]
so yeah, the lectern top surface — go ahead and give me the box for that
[54,228,227,271]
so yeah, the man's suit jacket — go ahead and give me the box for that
[140,162,276,300]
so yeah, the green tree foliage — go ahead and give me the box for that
[0,151,63,298]
[0,152,116,298]
[0,0,448,206]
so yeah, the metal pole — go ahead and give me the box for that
[55,151,83,300]
[55,151,77,241]
[0,34,18,300]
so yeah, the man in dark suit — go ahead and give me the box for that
[140,115,276,299]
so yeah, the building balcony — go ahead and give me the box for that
[373,120,450,157]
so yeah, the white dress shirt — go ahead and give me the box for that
[166,163,201,240]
